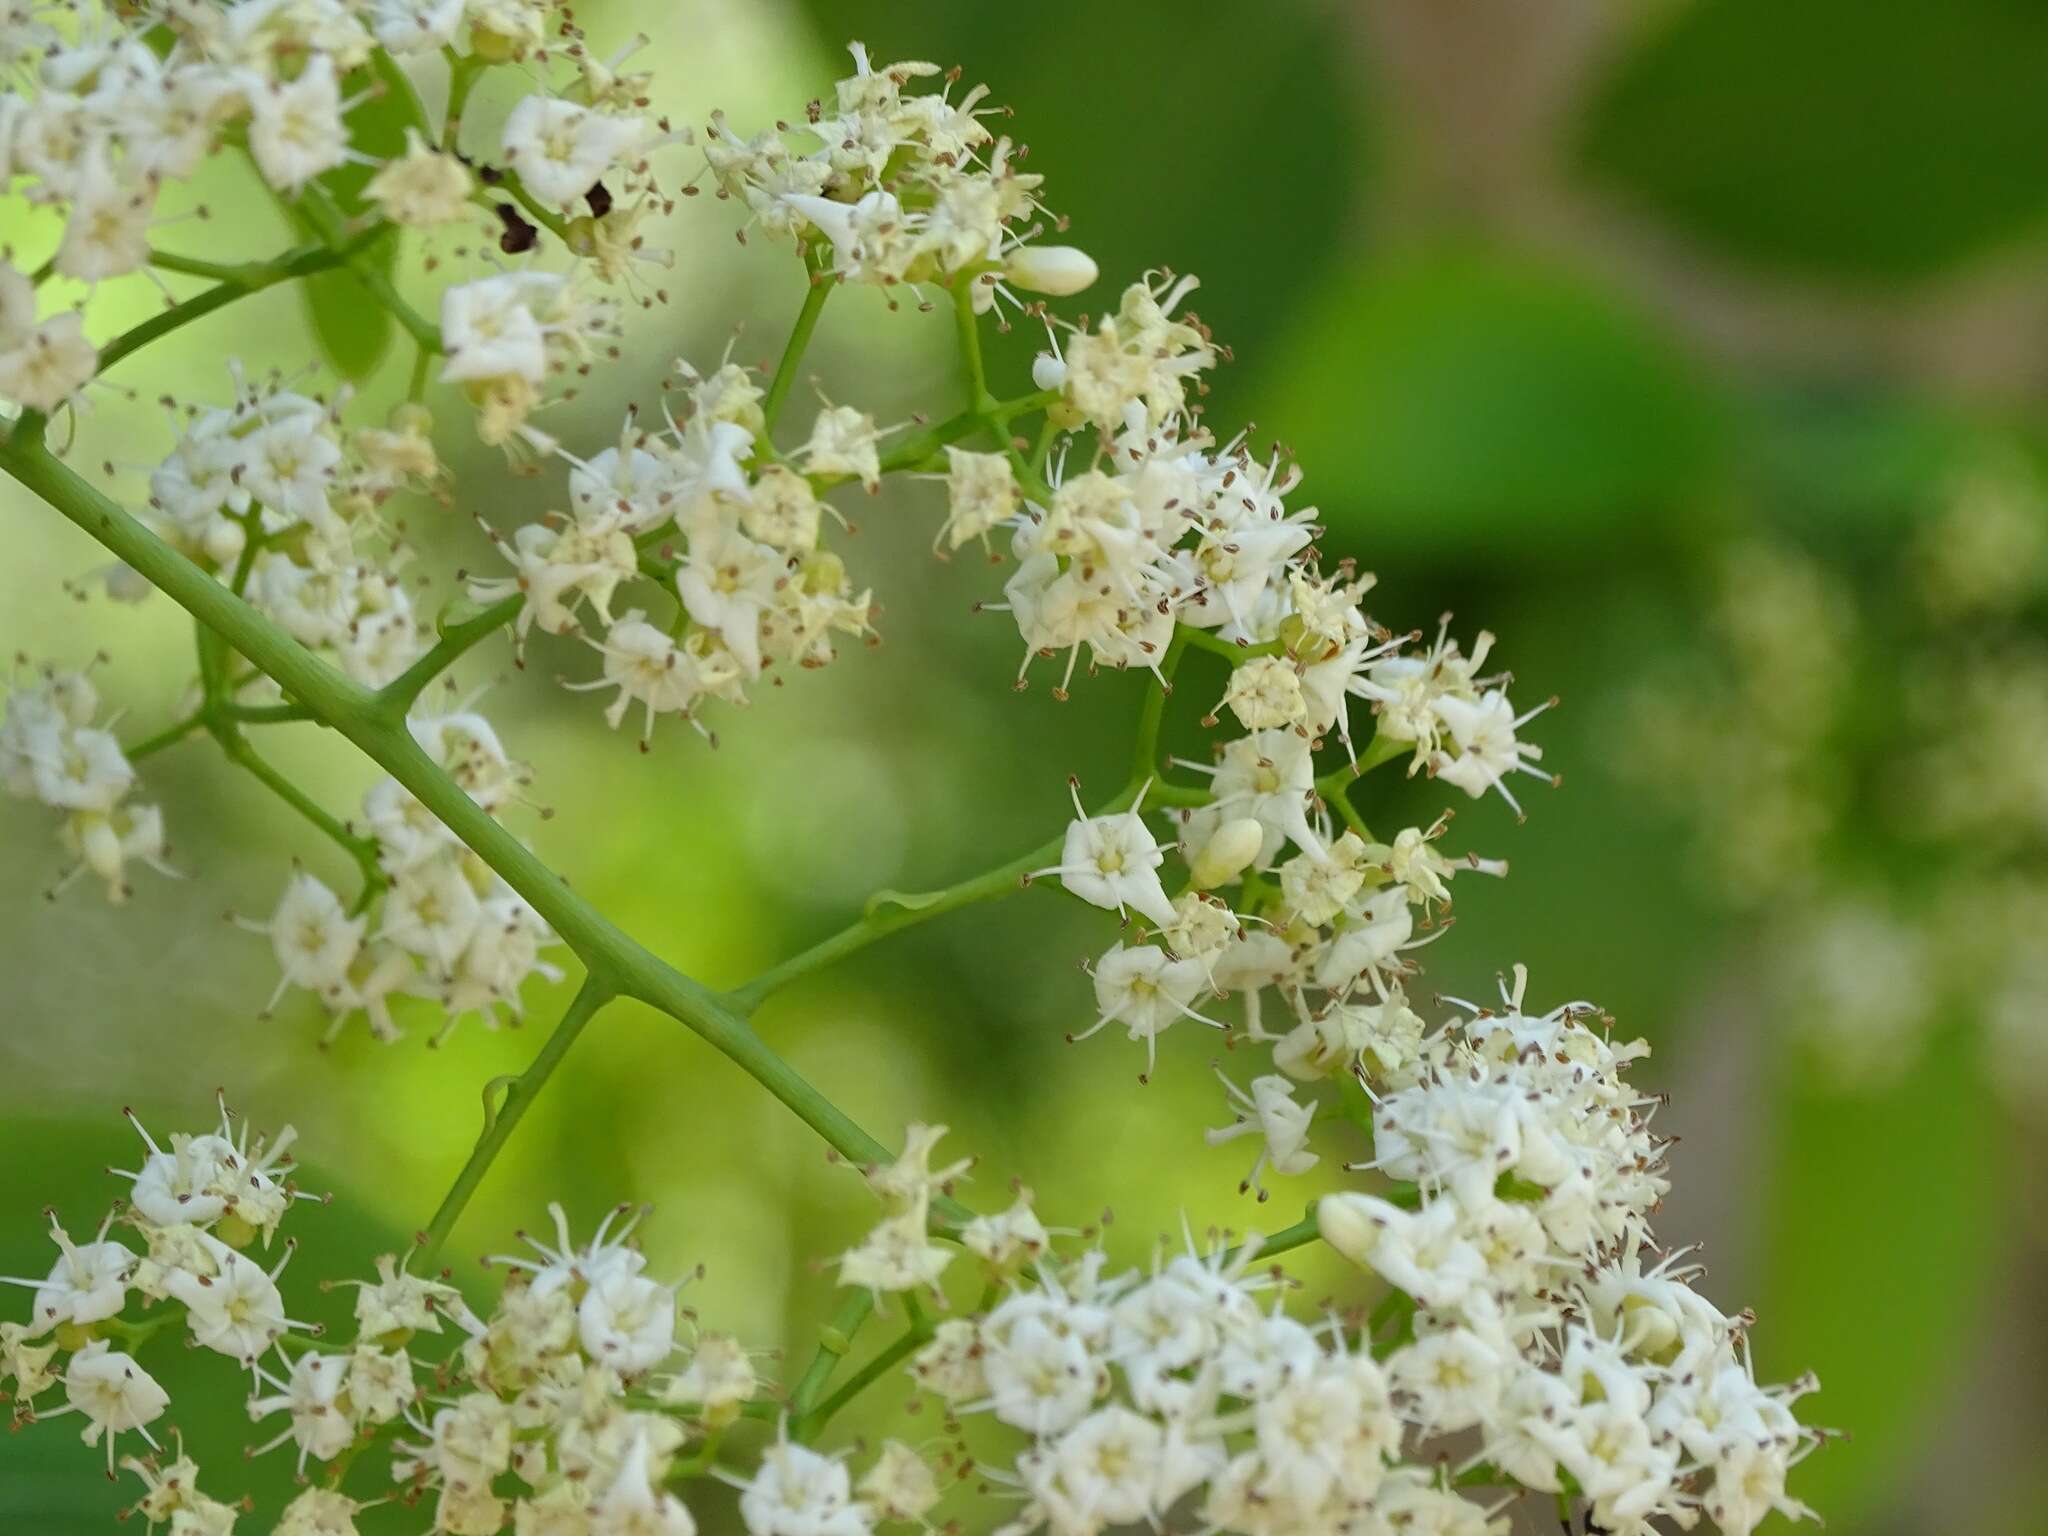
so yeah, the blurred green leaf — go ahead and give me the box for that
[298,245,398,381]
[0,1115,407,1531]
[1579,0,2048,281]
[794,0,1366,409]
[1753,1028,2002,1527]
[288,55,425,381]
[1257,249,1722,559]
[1745,386,1996,538]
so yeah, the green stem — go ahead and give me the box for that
[761,257,835,436]
[295,188,442,352]
[1176,627,1284,664]
[126,710,204,762]
[853,388,1059,486]
[418,975,613,1261]
[212,724,384,898]
[1130,628,1188,783]
[729,777,1154,1012]
[0,414,903,1182]
[100,239,377,375]
[149,250,259,284]
[224,700,315,724]
[786,1288,874,1433]
[441,49,486,152]
[951,273,995,415]
[1217,1209,1320,1269]
[794,1320,931,1439]
[380,595,523,714]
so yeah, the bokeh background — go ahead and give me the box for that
[4,0,2045,1530]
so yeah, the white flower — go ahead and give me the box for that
[857,1440,939,1523]
[52,1343,168,1472]
[1204,1071,1318,1198]
[961,1190,1049,1272]
[247,56,350,193]
[259,872,366,1010]
[55,150,155,282]
[803,405,882,491]
[0,1214,132,1334]
[839,1208,952,1294]
[363,0,464,50]
[1035,779,1177,928]
[1431,689,1554,817]
[277,1487,370,1536]
[248,1351,353,1472]
[579,1268,678,1374]
[501,95,653,212]
[735,1438,873,1536]
[346,1253,462,1343]
[493,1202,650,1299]
[979,1298,1100,1436]
[365,129,474,225]
[1220,655,1307,730]
[662,1332,756,1424]
[165,1235,295,1363]
[1391,1325,1509,1436]
[0,311,97,412]
[345,1343,415,1423]
[1034,1406,1165,1531]
[593,1428,697,1536]
[118,1104,302,1242]
[674,529,784,679]
[1074,941,1223,1079]
[440,273,562,386]
[1317,1193,1485,1312]
[939,447,1017,552]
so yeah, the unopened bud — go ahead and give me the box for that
[1005,244,1099,297]
[1316,1192,1391,1272]
[1188,817,1264,889]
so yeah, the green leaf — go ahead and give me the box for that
[299,249,398,381]
[1578,0,2048,282]
[0,1113,409,1531]
[288,54,427,381]
[1254,248,1722,559]
[1752,1027,2003,1528]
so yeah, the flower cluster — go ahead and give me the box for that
[0,261,97,411]
[900,983,1818,1536]
[0,658,174,900]
[1619,464,2048,1106]
[1,1107,969,1536]
[706,44,1095,304]
[469,363,875,741]
[0,1103,311,1480]
[3,0,371,296]
[249,708,559,1042]
[0,28,1830,1536]
[149,371,446,684]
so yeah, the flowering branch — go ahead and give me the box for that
[97,236,380,376]
[0,33,1824,1536]
[0,408,902,1184]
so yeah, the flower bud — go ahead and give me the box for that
[1188,817,1264,889]
[1031,352,1068,392]
[1005,244,1099,297]
[1316,1192,1385,1271]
